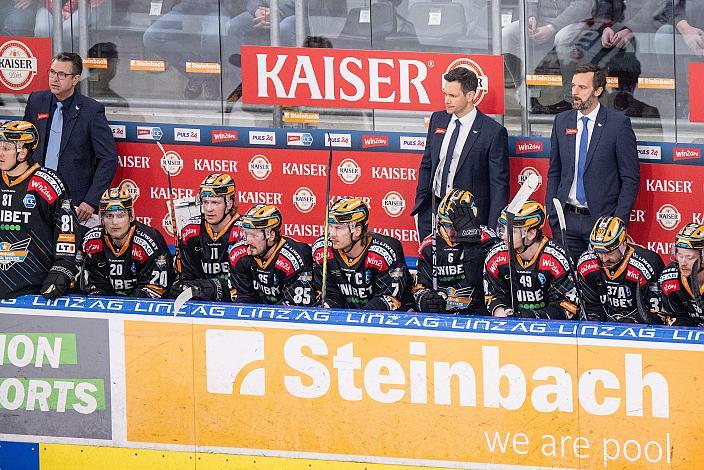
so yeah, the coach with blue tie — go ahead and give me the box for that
[412,67,509,240]
[546,63,639,259]
[23,52,117,224]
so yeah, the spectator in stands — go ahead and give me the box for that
[34,0,105,48]
[1,0,41,37]
[502,0,594,113]
[86,42,128,108]
[658,1,704,56]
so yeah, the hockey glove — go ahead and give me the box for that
[41,266,74,299]
[448,202,481,244]
[183,279,223,301]
[415,289,447,313]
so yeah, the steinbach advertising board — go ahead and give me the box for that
[1,296,704,469]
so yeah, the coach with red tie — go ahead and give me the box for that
[546,63,639,259]
[412,67,509,240]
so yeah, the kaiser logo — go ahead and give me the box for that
[174,127,200,142]
[287,132,313,147]
[637,145,661,161]
[292,187,316,213]
[248,154,272,180]
[656,204,681,230]
[109,125,126,139]
[674,147,701,161]
[160,150,183,176]
[516,140,543,154]
[206,330,265,396]
[382,191,406,217]
[444,57,489,106]
[399,136,426,151]
[211,129,238,143]
[0,40,38,91]
[324,133,352,148]
[337,158,361,184]
[518,167,543,189]
[362,135,389,149]
[118,179,140,202]
[137,126,163,140]
[162,212,175,237]
[249,131,276,145]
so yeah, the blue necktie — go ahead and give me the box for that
[44,101,63,170]
[439,119,461,198]
[576,116,589,205]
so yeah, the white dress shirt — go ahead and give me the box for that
[433,106,477,197]
[568,103,600,207]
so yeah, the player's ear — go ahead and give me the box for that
[16,146,29,163]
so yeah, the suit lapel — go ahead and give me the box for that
[59,93,82,156]
[456,109,484,172]
[585,106,606,170]
[564,110,578,177]
[431,112,452,173]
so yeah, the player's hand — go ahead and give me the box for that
[493,307,513,317]
[448,202,481,244]
[183,279,221,301]
[41,268,73,299]
[416,289,446,313]
[612,27,634,49]
[601,27,616,48]
[76,202,95,223]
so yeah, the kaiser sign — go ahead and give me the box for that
[242,46,504,114]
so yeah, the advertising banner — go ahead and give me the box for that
[241,46,505,114]
[689,62,704,123]
[0,36,51,94]
[0,315,111,439]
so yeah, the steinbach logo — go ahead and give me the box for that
[0,40,38,91]
[292,187,316,213]
[362,135,389,149]
[337,158,361,184]
[212,129,238,143]
[206,330,265,396]
[673,147,701,161]
[657,204,681,230]
[518,167,543,189]
[137,126,163,140]
[110,125,126,139]
[382,191,406,217]
[515,140,543,154]
[287,132,313,147]
[248,154,272,180]
[160,150,183,177]
[118,178,140,202]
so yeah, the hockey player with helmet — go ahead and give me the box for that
[313,197,413,310]
[484,200,578,319]
[414,189,498,314]
[658,223,704,326]
[81,187,173,297]
[170,173,243,301]
[229,204,314,305]
[0,120,79,298]
[577,216,664,324]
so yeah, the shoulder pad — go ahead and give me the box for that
[83,238,103,255]
[368,238,397,268]
[279,242,304,272]
[180,218,202,243]
[83,227,103,242]
[418,234,433,257]
[628,252,656,283]
[577,251,600,278]
[312,236,332,265]
[133,234,157,257]
[228,223,244,243]
[228,241,249,266]
[538,242,570,278]
[659,265,681,295]
[480,226,497,244]
[28,169,65,204]
[485,242,508,276]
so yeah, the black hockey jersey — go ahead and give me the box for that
[313,232,413,311]
[484,236,578,319]
[177,213,243,299]
[577,244,664,324]
[415,227,497,314]
[229,236,314,306]
[82,221,173,298]
[0,164,79,297]
[658,263,704,327]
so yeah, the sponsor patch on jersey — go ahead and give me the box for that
[28,176,58,203]
[228,244,248,265]
[486,251,508,276]
[275,256,294,275]
[0,238,30,270]
[366,251,389,271]
[661,279,680,294]
[56,242,75,254]
[625,266,647,286]
[539,253,566,278]
[84,238,102,255]
[58,233,75,243]
[156,255,167,269]
[578,258,599,277]
[132,244,147,263]
[22,194,36,209]
[181,224,200,243]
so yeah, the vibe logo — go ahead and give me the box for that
[206,330,265,396]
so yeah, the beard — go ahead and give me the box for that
[572,95,593,110]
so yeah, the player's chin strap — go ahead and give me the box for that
[514,228,537,255]
[342,223,365,255]
[257,229,280,260]
[7,145,29,173]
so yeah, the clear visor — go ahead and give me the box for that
[101,209,130,221]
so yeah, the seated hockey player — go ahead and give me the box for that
[229,204,314,305]
[577,216,664,324]
[313,197,413,310]
[81,187,173,297]
[658,223,704,326]
[484,200,578,319]
[413,189,498,314]
[170,173,242,301]
[0,120,79,298]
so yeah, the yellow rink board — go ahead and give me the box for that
[40,444,454,470]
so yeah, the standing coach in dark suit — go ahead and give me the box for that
[24,52,118,224]
[546,63,639,259]
[412,67,509,240]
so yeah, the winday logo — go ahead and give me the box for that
[206,330,265,396]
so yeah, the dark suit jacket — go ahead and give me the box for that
[24,90,118,208]
[546,105,639,228]
[412,109,509,229]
